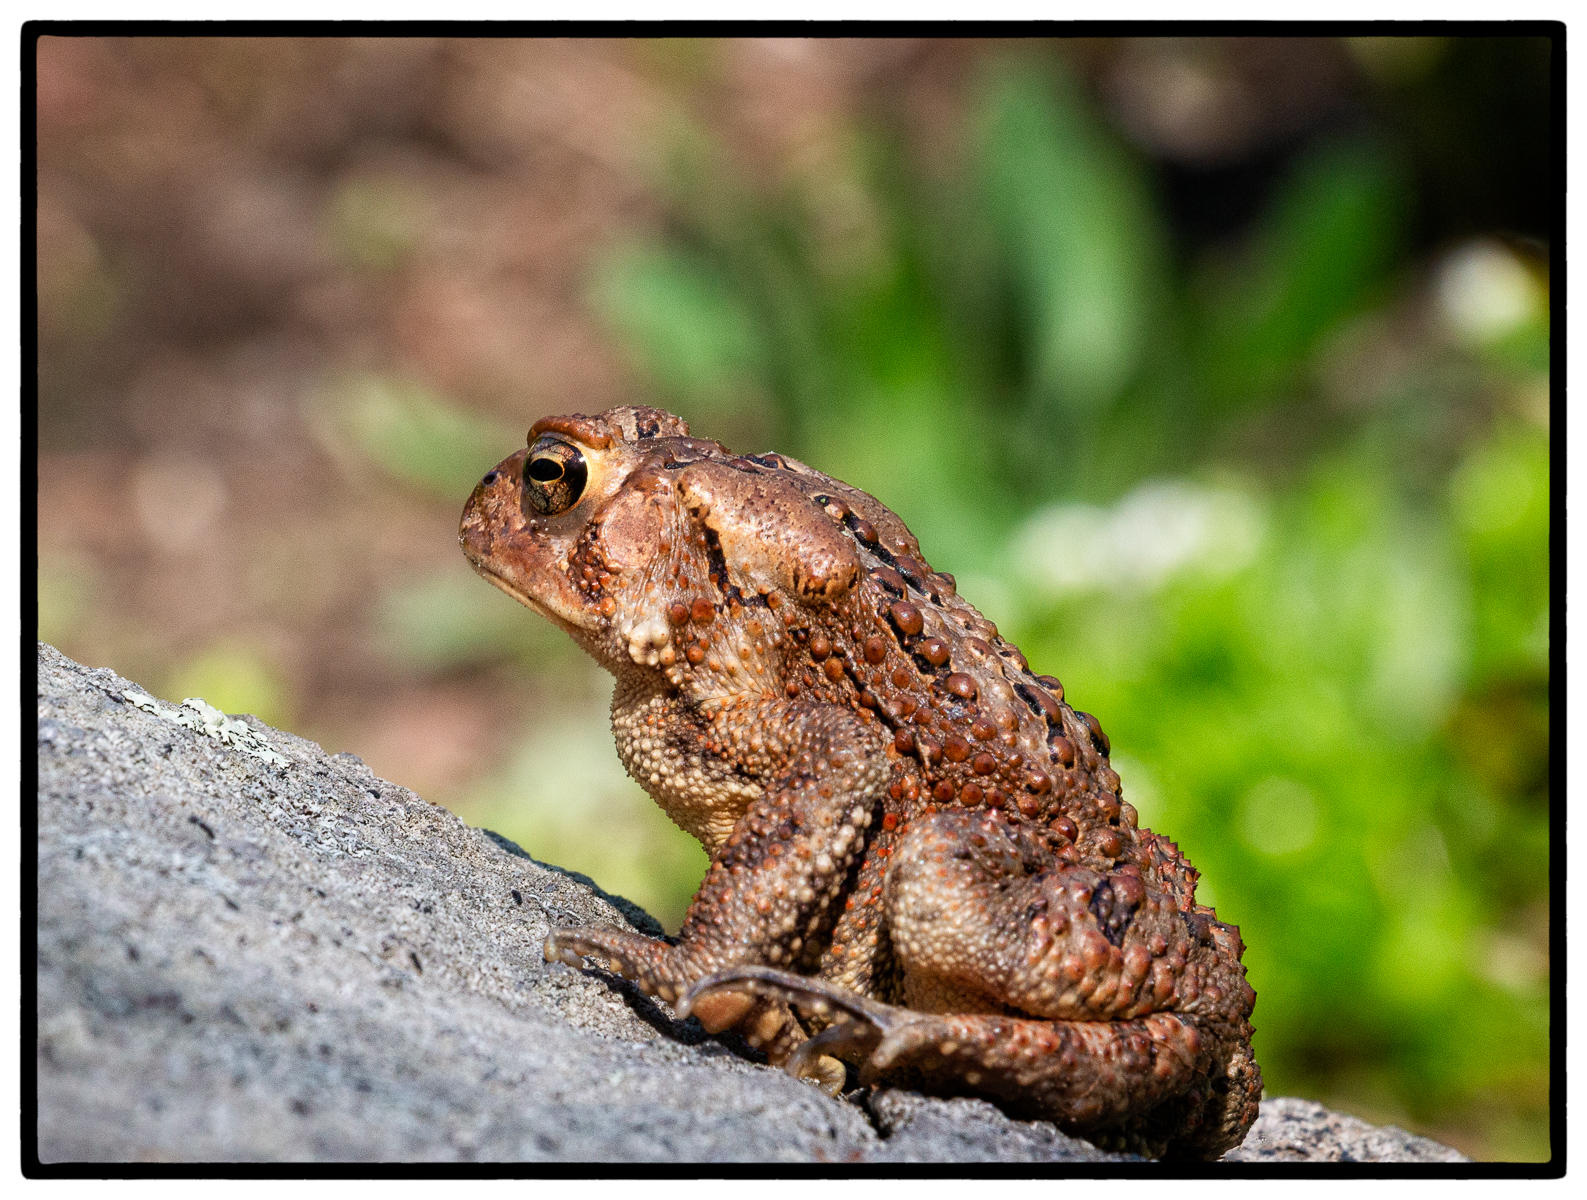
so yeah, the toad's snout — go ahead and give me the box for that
[459,450,530,566]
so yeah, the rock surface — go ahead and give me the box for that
[34,643,1469,1164]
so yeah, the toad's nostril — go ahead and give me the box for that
[482,470,499,486]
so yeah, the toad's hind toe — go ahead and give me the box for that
[679,964,896,1028]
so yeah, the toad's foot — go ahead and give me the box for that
[681,966,895,1080]
[684,964,1061,1094]
[546,926,764,1030]
[546,926,843,1090]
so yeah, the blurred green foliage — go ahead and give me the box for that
[309,371,515,501]
[578,54,1550,1158]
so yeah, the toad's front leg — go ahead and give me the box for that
[544,701,887,1053]
[684,808,1261,1160]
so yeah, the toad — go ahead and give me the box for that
[460,406,1260,1158]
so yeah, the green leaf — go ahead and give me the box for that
[590,241,767,406]
[1196,140,1407,405]
[972,60,1165,417]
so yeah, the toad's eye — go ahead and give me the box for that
[523,440,588,516]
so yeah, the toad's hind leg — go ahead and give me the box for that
[682,967,1236,1158]
[885,809,1259,1157]
[690,809,1260,1159]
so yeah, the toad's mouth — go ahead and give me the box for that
[464,554,595,635]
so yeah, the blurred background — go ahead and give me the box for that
[34,35,1551,1159]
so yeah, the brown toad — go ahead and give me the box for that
[459,406,1260,1159]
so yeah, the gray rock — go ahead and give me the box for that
[34,643,1468,1164]
[861,1089,1133,1162]
[1225,1097,1469,1163]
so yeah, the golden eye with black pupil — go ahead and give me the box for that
[523,439,588,515]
